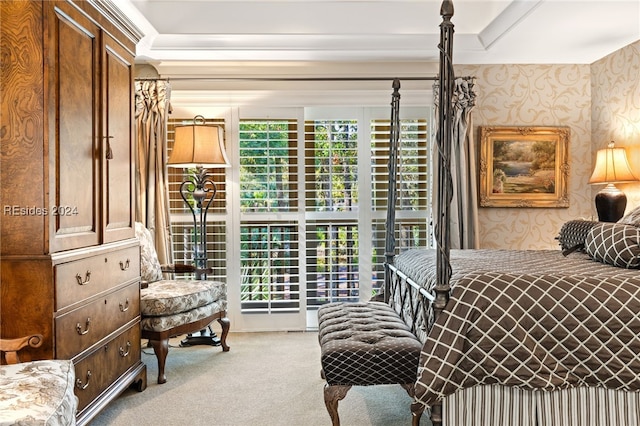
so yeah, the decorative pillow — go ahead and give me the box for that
[134,222,164,283]
[556,220,599,254]
[584,222,640,268]
[617,205,640,227]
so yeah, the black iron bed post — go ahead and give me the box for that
[430,2,455,425]
[384,78,402,303]
[434,0,454,321]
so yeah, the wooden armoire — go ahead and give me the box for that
[1,0,147,423]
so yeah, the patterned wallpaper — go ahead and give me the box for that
[591,41,640,214]
[456,40,640,250]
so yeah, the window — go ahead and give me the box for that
[304,120,359,212]
[371,119,429,212]
[303,119,361,306]
[240,222,299,313]
[167,107,432,328]
[370,118,431,293]
[238,119,300,313]
[239,120,298,212]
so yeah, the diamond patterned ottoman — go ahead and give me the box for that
[317,301,423,426]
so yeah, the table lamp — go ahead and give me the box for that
[588,141,637,222]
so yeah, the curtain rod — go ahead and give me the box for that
[135,76,474,82]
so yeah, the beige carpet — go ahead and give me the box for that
[90,331,431,426]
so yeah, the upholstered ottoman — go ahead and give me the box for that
[0,359,78,426]
[317,301,423,425]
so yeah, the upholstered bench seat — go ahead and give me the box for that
[0,359,78,426]
[317,301,422,426]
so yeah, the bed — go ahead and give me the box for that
[387,244,640,425]
[383,2,640,425]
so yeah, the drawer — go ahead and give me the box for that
[56,283,140,359]
[56,246,140,309]
[73,323,141,411]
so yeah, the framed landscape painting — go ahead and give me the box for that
[479,126,570,208]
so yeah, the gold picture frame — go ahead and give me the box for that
[479,126,570,208]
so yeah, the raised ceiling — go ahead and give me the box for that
[120,0,639,68]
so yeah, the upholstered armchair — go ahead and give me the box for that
[0,334,78,426]
[135,222,230,384]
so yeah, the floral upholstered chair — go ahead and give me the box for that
[0,334,78,426]
[135,222,230,384]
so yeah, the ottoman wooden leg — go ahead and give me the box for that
[401,383,425,426]
[411,400,426,426]
[324,384,351,426]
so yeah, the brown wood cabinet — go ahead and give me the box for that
[1,1,146,423]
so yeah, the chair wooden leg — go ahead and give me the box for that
[217,316,230,352]
[149,338,169,384]
[324,384,351,426]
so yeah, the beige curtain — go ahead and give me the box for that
[433,77,479,249]
[134,80,174,265]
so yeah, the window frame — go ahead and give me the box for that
[166,103,433,331]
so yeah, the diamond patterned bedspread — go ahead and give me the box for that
[394,249,640,407]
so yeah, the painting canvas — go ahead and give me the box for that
[479,126,569,208]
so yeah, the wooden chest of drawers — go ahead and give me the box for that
[53,240,146,423]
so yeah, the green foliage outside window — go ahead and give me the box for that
[239,121,295,212]
[310,120,359,211]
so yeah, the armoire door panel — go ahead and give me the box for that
[103,34,135,243]
[49,2,100,252]
[0,0,46,256]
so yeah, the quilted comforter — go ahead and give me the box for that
[394,249,640,407]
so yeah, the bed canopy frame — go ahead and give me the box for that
[384,1,456,424]
[385,0,455,320]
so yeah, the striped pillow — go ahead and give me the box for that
[584,222,640,268]
[556,220,599,253]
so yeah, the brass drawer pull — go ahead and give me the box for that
[119,259,130,271]
[119,341,131,357]
[76,318,91,335]
[119,298,129,312]
[75,271,91,285]
[76,370,92,390]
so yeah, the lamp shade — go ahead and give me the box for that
[168,119,230,168]
[588,143,637,184]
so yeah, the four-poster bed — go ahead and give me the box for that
[382,1,640,425]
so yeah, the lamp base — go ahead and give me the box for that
[180,328,221,347]
[595,184,627,222]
